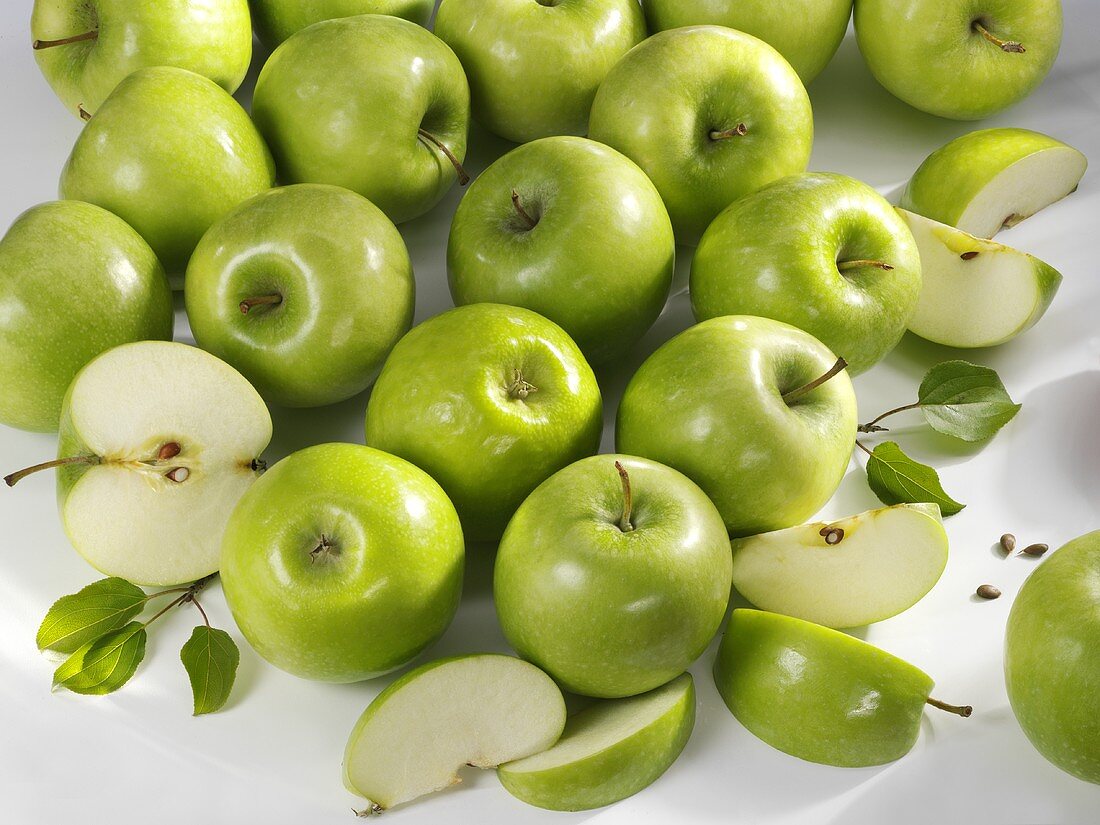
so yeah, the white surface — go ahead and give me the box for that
[2,2,1099,823]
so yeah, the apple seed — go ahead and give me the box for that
[165,467,190,483]
[1021,543,1049,557]
[976,584,1001,600]
[1000,533,1016,555]
[819,526,844,545]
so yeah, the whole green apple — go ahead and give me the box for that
[690,172,922,375]
[589,25,813,244]
[251,15,471,224]
[434,0,646,143]
[250,0,434,48]
[185,184,414,408]
[642,0,853,84]
[0,201,172,432]
[616,316,857,537]
[366,304,602,542]
[855,0,1063,120]
[448,136,675,364]
[31,0,252,117]
[495,455,732,698]
[221,443,465,683]
[59,66,275,279]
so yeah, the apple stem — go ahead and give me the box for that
[926,697,973,718]
[510,189,538,230]
[32,30,98,50]
[4,455,99,487]
[506,369,538,400]
[857,402,921,433]
[78,104,91,121]
[614,461,635,533]
[782,357,848,405]
[972,21,1025,53]
[837,259,894,273]
[709,123,748,141]
[239,294,283,314]
[417,128,470,185]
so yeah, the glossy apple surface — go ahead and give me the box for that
[250,0,434,48]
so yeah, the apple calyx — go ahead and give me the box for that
[239,294,283,314]
[782,358,848,405]
[709,123,748,141]
[614,461,635,533]
[416,128,470,186]
[926,697,974,717]
[506,369,538,400]
[32,30,98,50]
[510,189,538,230]
[310,534,338,564]
[972,21,1025,53]
[819,526,845,545]
[837,259,894,273]
[4,455,100,487]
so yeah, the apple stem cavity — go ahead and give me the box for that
[926,697,974,718]
[4,455,100,487]
[32,30,98,50]
[782,358,848,405]
[510,189,538,230]
[506,369,538,400]
[837,259,894,273]
[858,402,921,434]
[239,294,283,314]
[614,461,635,533]
[972,21,1026,53]
[709,123,748,141]
[417,128,470,185]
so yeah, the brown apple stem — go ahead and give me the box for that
[614,461,635,533]
[4,455,99,487]
[926,697,973,717]
[857,402,922,434]
[782,358,848,405]
[972,21,1025,53]
[417,128,470,185]
[239,294,283,314]
[510,189,538,229]
[506,369,537,400]
[709,123,748,141]
[838,259,894,272]
[32,30,98,50]
[78,105,92,121]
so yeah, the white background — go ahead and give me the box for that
[2,2,1099,823]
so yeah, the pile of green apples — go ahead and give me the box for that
[1,0,1097,815]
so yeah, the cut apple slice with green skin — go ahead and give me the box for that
[343,654,567,813]
[731,503,948,629]
[900,128,1087,239]
[498,673,695,812]
[899,208,1062,349]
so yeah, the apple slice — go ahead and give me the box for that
[343,654,567,813]
[498,673,695,811]
[731,503,948,629]
[900,128,1087,239]
[898,209,1062,348]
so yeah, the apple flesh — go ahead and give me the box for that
[250,0,434,48]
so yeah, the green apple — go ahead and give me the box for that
[899,208,1062,348]
[251,15,471,225]
[366,304,602,542]
[447,136,675,364]
[498,672,695,811]
[250,0,434,48]
[854,0,1063,120]
[690,173,922,375]
[588,25,813,244]
[714,609,972,767]
[31,0,252,117]
[495,455,731,698]
[185,184,414,408]
[616,316,857,537]
[900,128,1088,238]
[642,0,852,84]
[344,654,567,813]
[434,0,646,143]
[220,443,463,683]
[731,503,949,629]
[0,201,172,432]
[1005,530,1100,784]
[59,66,275,280]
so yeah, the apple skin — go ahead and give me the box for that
[854,0,1063,120]
[434,0,646,143]
[447,136,675,365]
[251,15,470,225]
[366,304,602,543]
[250,0,434,48]
[185,184,414,408]
[495,455,732,699]
[220,443,465,683]
[0,201,172,432]
[616,316,857,537]
[690,172,922,375]
[1005,530,1100,784]
[642,0,853,84]
[31,0,252,117]
[588,25,813,244]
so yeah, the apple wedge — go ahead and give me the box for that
[900,128,1087,239]
[731,503,948,629]
[343,654,567,813]
[498,673,695,811]
[899,209,1062,348]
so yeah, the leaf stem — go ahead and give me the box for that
[858,402,922,434]
[855,440,873,457]
[782,358,848,405]
[143,593,190,628]
[191,596,211,628]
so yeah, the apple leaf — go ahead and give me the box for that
[53,622,147,695]
[180,626,240,716]
[917,361,1021,442]
[864,442,965,516]
[36,578,148,654]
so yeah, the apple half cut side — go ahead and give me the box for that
[731,503,948,629]
[343,654,567,813]
[498,673,695,812]
[899,209,1062,349]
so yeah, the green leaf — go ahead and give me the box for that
[36,578,148,653]
[917,360,1021,442]
[864,441,966,516]
[180,626,240,716]
[53,622,147,695]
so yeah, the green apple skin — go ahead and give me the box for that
[31,0,252,117]
[251,15,470,225]
[434,0,646,144]
[448,137,675,365]
[714,609,936,767]
[366,304,602,543]
[495,455,732,698]
[0,201,172,432]
[1005,531,1100,784]
[588,26,813,244]
[185,184,414,408]
[691,173,922,375]
[642,0,852,84]
[250,0,434,48]
[616,316,857,537]
[854,0,1063,120]
[221,443,465,683]
[59,66,275,279]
